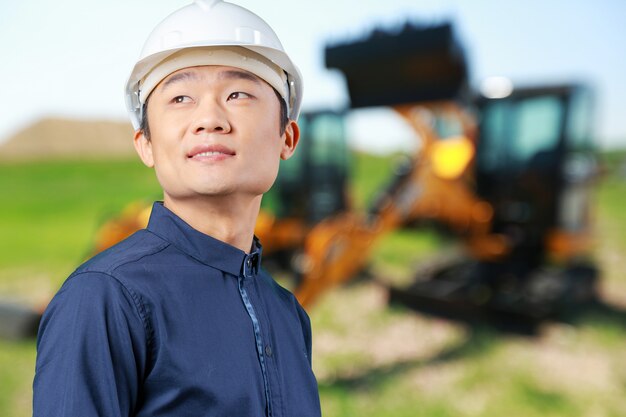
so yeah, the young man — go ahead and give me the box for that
[33,1,321,416]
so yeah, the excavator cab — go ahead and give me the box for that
[388,86,599,328]
[252,110,350,259]
[475,85,597,265]
[266,110,350,224]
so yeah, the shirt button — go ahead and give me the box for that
[265,345,273,357]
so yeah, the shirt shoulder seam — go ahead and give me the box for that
[66,269,159,366]
[108,239,170,275]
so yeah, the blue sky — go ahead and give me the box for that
[1,0,624,152]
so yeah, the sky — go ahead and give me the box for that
[0,0,624,152]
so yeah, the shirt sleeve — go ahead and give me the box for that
[33,271,148,417]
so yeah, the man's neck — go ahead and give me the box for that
[163,194,262,253]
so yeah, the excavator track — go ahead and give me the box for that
[384,256,599,333]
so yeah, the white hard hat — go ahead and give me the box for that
[124,0,303,130]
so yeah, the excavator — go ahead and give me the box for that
[289,23,599,328]
[1,22,599,339]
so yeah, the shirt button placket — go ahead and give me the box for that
[239,253,273,416]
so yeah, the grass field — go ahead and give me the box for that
[1,152,626,416]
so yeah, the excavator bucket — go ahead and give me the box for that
[325,23,468,107]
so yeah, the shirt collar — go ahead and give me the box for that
[146,202,262,277]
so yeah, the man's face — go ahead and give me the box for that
[133,65,298,203]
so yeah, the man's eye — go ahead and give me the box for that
[228,92,251,100]
[173,96,191,103]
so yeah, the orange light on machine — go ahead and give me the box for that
[430,136,475,180]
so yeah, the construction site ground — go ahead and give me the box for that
[1,152,625,417]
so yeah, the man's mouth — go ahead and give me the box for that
[188,144,236,159]
[195,151,229,157]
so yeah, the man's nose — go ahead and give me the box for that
[190,101,231,135]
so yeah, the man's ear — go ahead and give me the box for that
[280,120,300,160]
[133,130,155,168]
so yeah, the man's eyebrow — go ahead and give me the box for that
[158,68,262,93]
[218,69,262,84]
[160,71,200,91]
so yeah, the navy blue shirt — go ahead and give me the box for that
[34,202,321,417]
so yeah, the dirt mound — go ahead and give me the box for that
[0,118,136,161]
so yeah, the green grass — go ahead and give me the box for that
[596,150,626,248]
[0,159,161,287]
[0,341,36,415]
[2,151,626,416]
[596,176,626,248]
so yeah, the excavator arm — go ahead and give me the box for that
[295,102,509,307]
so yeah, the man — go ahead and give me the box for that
[33,1,321,416]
